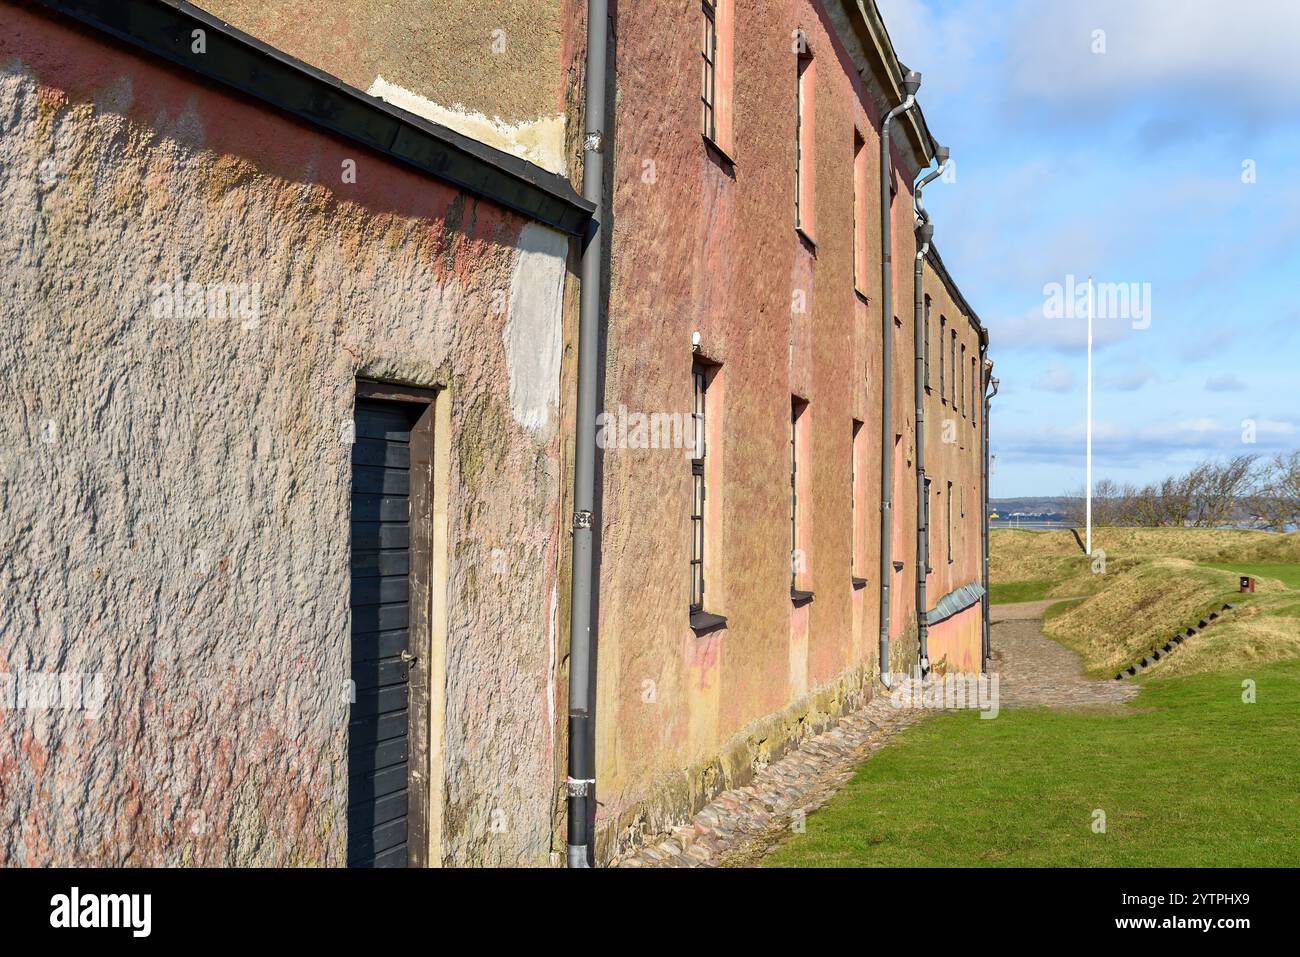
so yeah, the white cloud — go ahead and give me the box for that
[993,415,1299,469]
[1033,363,1076,392]
[874,0,987,103]
[989,304,1134,352]
[1099,365,1156,391]
[1005,0,1300,119]
[1205,373,1246,392]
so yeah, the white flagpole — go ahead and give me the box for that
[1086,275,1093,556]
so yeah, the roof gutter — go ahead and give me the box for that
[925,243,986,346]
[842,0,935,168]
[34,0,593,235]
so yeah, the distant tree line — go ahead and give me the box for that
[1064,451,1300,531]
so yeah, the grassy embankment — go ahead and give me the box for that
[765,528,1300,867]
[994,527,1300,678]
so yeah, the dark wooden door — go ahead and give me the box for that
[348,396,431,867]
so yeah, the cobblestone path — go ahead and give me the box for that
[613,599,1137,867]
[989,599,1138,709]
[612,695,925,868]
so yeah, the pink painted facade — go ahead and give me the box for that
[567,1,990,857]
[926,605,983,675]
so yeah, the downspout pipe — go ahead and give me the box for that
[877,70,922,690]
[912,220,933,675]
[982,365,999,673]
[566,0,610,869]
[911,146,948,676]
[913,145,948,230]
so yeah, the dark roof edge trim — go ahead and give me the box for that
[35,0,595,236]
[925,242,987,347]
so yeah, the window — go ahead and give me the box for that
[950,329,957,408]
[851,419,866,584]
[960,343,966,418]
[791,398,811,598]
[690,364,708,613]
[947,481,954,564]
[700,1,733,155]
[795,48,815,236]
[923,295,932,390]
[972,356,979,429]
[924,476,933,573]
[690,363,726,630]
[939,315,947,402]
[701,2,717,141]
[853,130,867,291]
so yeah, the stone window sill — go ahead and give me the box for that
[690,610,728,633]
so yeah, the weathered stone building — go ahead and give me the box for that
[0,0,990,867]
[0,0,589,866]
[574,0,989,859]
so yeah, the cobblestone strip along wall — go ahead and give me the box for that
[613,694,923,867]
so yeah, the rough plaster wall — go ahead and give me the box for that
[572,0,984,857]
[926,603,981,675]
[922,263,985,609]
[198,1,571,173]
[0,7,568,866]
[585,0,911,841]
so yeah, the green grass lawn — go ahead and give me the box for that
[764,659,1300,867]
[987,579,1054,604]
[1201,562,1300,590]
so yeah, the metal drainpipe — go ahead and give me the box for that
[911,147,947,676]
[877,70,922,690]
[982,366,998,673]
[566,0,610,869]
[912,222,933,674]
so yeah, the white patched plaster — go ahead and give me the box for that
[504,222,567,438]
[367,76,567,176]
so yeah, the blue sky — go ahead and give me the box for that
[876,0,1300,497]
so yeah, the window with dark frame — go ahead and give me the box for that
[950,329,957,408]
[851,419,864,582]
[947,480,954,564]
[939,315,947,402]
[924,295,932,390]
[791,402,799,588]
[924,476,933,573]
[795,49,813,232]
[972,355,979,429]
[690,364,708,613]
[790,398,810,598]
[850,421,855,572]
[960,342,966,418]
[701,2,717,141]
[853,131,866,290]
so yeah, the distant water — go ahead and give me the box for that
[989,519,1071,530]
[988,520,1297,532]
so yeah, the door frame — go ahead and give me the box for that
[355,380,447,867]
